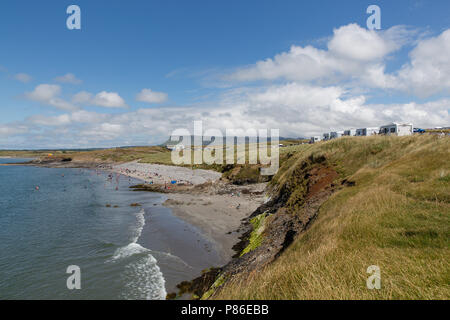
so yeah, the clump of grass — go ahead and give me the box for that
[240,212,269,256]
[202,274,227,300]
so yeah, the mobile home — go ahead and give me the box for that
[344,128,357,136]
[379,122,413,136]
[330,131,344,139]
[356,127,379,136]
[310,136,321,143]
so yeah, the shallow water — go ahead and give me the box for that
[0,158,221,299]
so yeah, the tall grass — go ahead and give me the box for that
[214,135,450,299]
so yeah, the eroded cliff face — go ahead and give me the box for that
[173,155,345,300]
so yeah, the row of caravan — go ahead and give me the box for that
[311,122,413,143]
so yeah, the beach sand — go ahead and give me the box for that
[163,183,267,262]
[111,161,267,262]
[112,161,222,185]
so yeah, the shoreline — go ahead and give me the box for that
[7,158,268,292]
[107,161,267,264]
[162,182,267,263]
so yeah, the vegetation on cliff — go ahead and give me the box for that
[212,135,449,299]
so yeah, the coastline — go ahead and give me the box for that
[162,182,267,262]
[11,158,269,295]
[108,161,267,263]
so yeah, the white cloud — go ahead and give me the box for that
[72,91,127,108]
[92,91,127,108]
[328,24,402,61]
[136,89,168,104]
[395,29,450,97]
[14,73,32,83]
[72,91,93,104]
[54,73,82,84]
[81,123,124,140]
[28,114,71,126]
[26,84,61,101]
[25,84,78,111]
[12,82,448,148]
[226,24,450,98]
[71,90,128,108]
[226,24,411,84]
[0,124,28,137]
[70,110,108,123]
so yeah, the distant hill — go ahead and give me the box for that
[161,135,307,147]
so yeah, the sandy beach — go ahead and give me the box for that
[112,161,222,185]
[110,161,267,262]
[163,182,267,262]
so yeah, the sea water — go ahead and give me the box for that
[0,158,221,299]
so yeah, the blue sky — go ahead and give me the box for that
[0,0,449,148]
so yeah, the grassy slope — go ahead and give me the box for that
[0,150,53,158]
[65,146,173,164]
[215,135,450,299]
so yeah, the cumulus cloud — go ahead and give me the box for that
[92,91,127,108]
[28,114,71,127]
[7,82,448,149]
[328,24,404,61]
[223,23,450,99]
[136,89,168,104]
[14,73,32,83]
[81,123,124,139]
[72,91,127,108]
[394,29,450,97]
[70,110,108,123]
[0,124,28,137]
[72,91,93,104]
[226,24,411,84]
[54,73,82,84]
[25,84,78,111]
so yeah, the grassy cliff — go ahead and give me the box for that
[213,135,449,299]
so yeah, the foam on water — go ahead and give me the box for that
[151,250,193,270]
[110,208,167,300]
[121,254,167,300]
[111,242,149,260]
[131,209,146,243]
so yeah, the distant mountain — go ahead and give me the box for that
[161,135,306,147]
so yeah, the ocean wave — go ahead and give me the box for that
[109,208,167,300]
[150,250,193,270]
[130,208,146,243]
[111,242,149,261]
[121,254,167,300]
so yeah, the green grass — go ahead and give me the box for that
[240,212,269,256]
[214,135,450,299]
